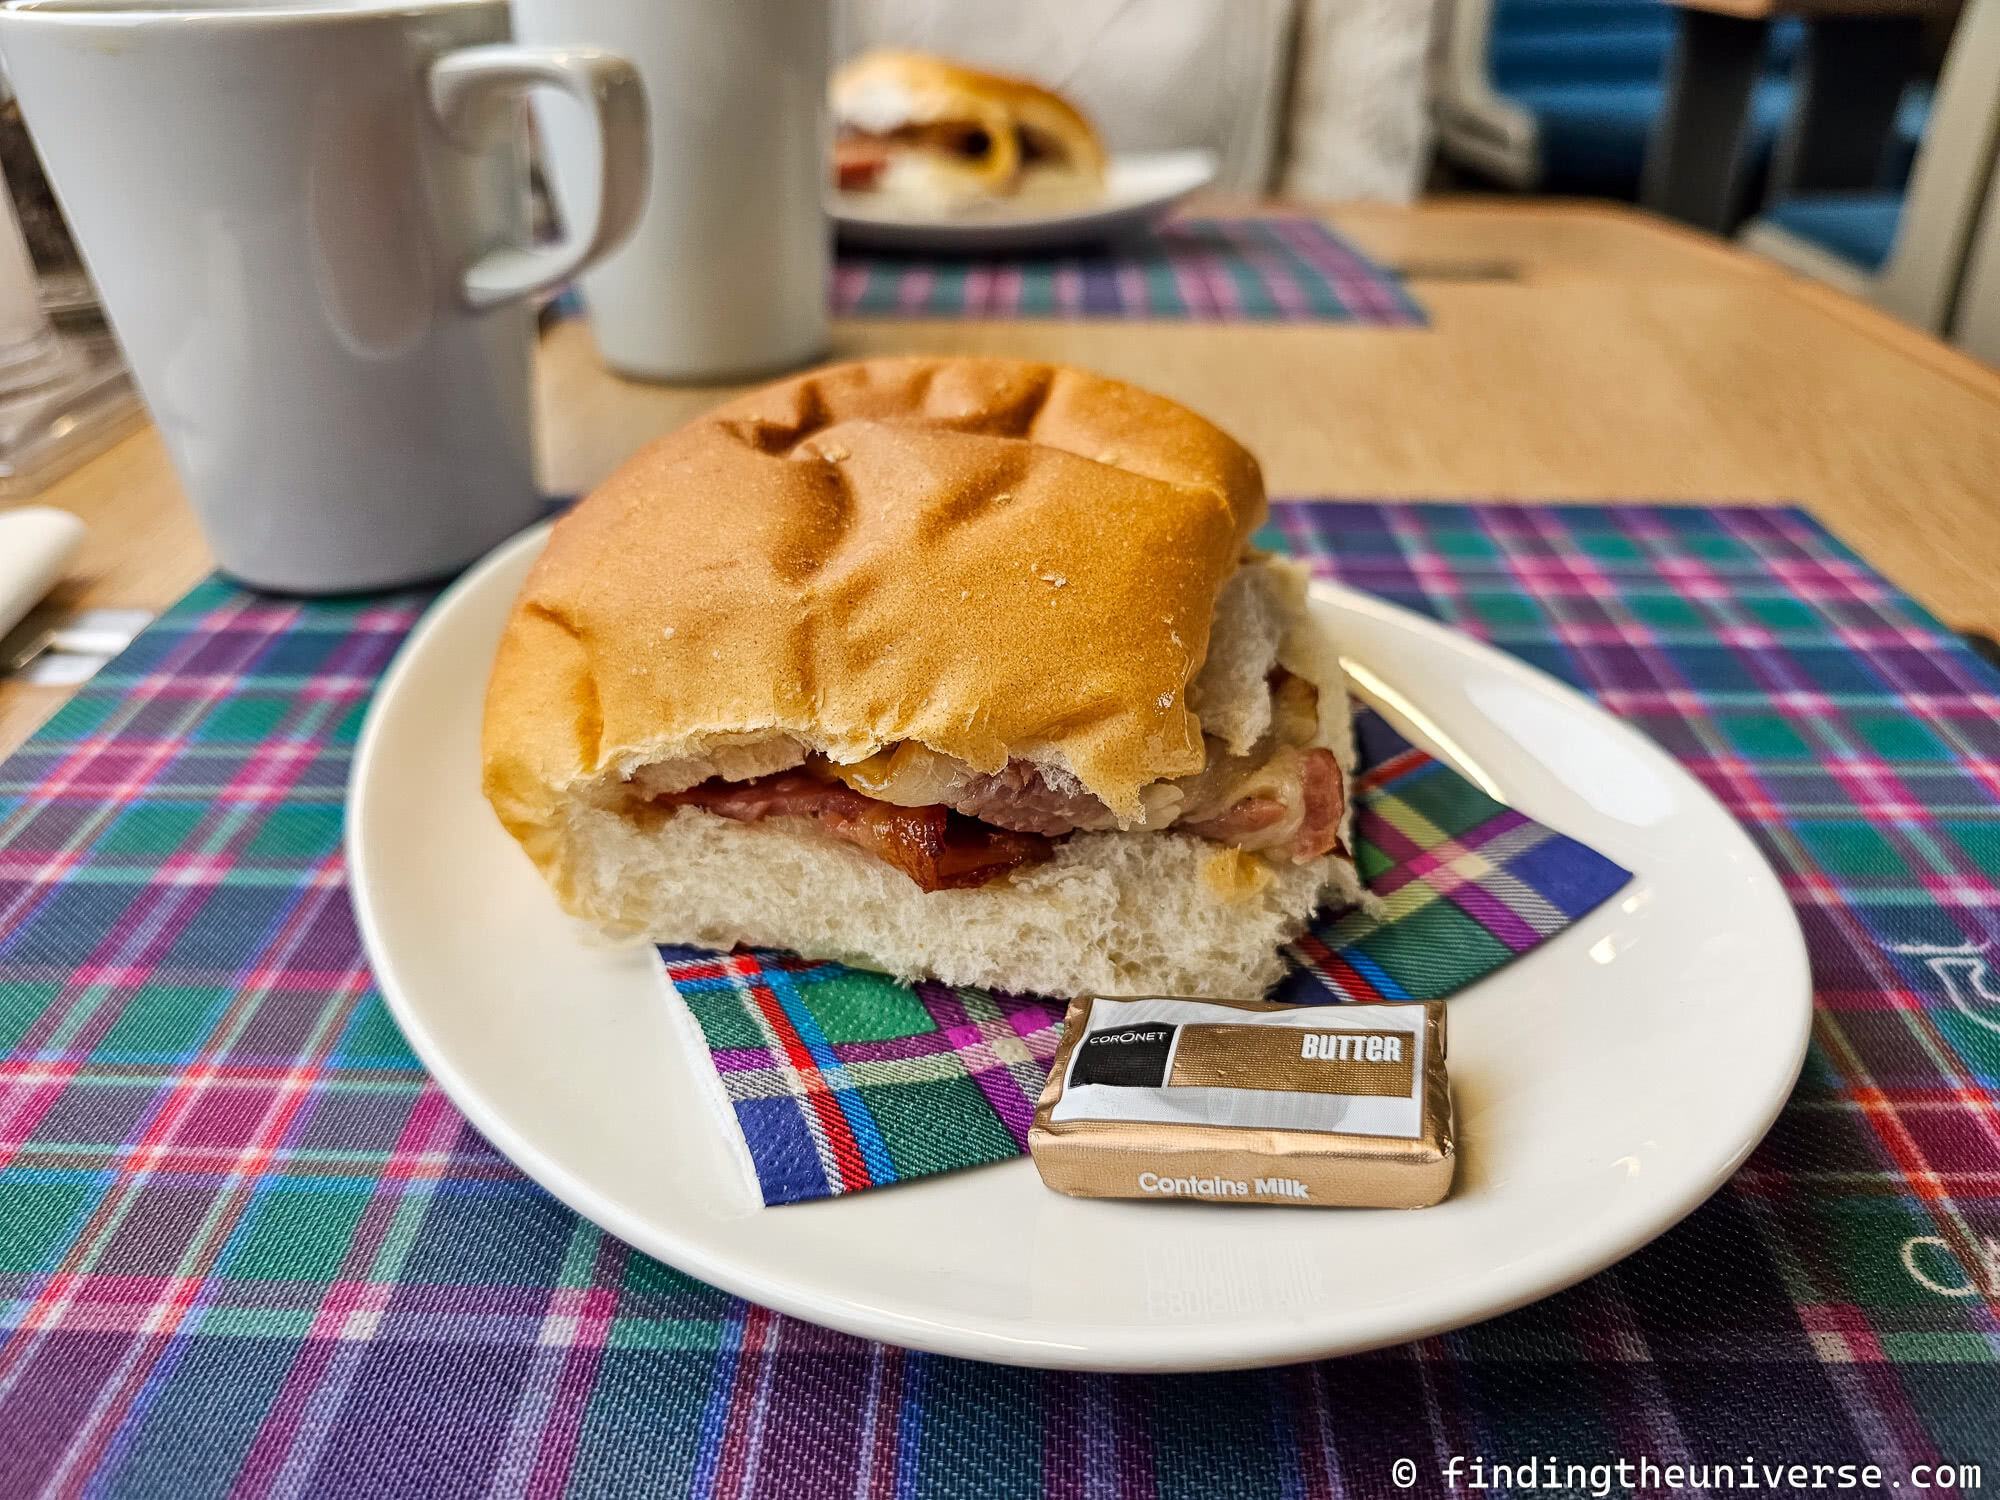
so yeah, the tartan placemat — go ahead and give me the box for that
[2,502,1997,1496]
[665,708,1631,1205]
[832,216,1425,323]
[549,217,1425,327]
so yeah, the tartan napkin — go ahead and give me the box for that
[664,707,1631,1205]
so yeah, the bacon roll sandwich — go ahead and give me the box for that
[481,357,1362,997]
[831,50,1107,211]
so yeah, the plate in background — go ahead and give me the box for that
[830,149,1218,254]
[347,522,1811,1372]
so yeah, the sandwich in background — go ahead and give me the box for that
[831,50,1108,212]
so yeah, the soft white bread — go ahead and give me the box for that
[562,806,1365,999]
[482,356,1362,998]
[832,50,1107,211]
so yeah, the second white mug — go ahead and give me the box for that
[513,0,831,382]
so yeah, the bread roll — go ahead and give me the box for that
[482,357,1362,998]
[832,50,1108,212]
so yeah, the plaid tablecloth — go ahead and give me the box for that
[668,709,1632,1205]
[551,217,1425,327]
[2,502,1996,1497]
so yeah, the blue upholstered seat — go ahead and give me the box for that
[1511,76,1798,194]
[1490,24,1680,89]
[1760,191,1904,272]
[1752,86,1927,271]
[1885,83,1933,187]
[1487,0,1800,194]
[1453,0,1935,264]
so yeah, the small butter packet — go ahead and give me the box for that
[1027,994,1455,1209]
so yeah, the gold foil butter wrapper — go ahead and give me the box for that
[1028,995,1455,1209]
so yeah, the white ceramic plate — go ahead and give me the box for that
[348,523,1811,1372]
[830,149,1218,254]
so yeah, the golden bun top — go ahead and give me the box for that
[832,49,1107,181]
[481,357,1265,864]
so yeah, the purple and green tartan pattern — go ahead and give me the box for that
[2,503,1997,1497]
[663,709,1630,1205]
[550,216,1424,326]
[831,216,1424,323]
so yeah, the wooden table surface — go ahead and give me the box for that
[7,196,2000,759]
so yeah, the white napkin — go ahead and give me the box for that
[0,505,85,643]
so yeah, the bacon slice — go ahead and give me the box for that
[1180,747,1347,863]
[833,137,889,191]
[945,760,1115,836]
[1291,747,1347,861]
[650,735,1345,889]
[816,797,1049,891]
[654,769,1050,892]
[663,769,848,823]
[1180,796,1288,844]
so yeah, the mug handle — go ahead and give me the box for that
[427,45,648,311]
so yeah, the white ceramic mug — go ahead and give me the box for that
[511,0,829,382]
[0,0,647,593]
